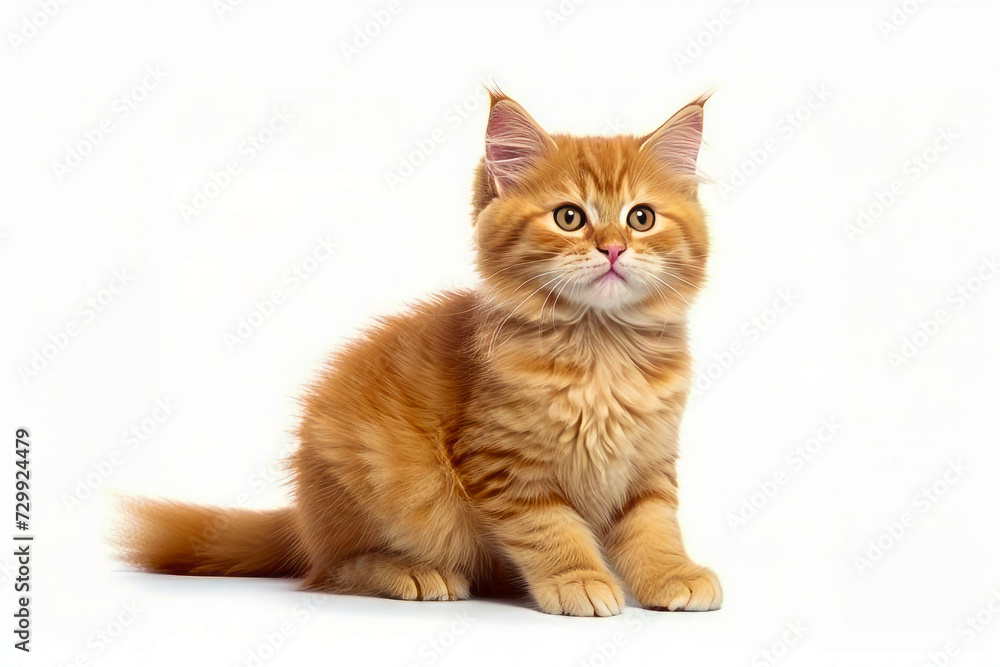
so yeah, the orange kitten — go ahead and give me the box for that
[116,88,721,616]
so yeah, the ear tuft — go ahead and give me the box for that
[484,81,507,107]
[484,92,555,196]
[640,92,712,176]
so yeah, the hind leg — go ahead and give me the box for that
[291,439,484,598]
[333,553,470,601]
[292,460,380,590]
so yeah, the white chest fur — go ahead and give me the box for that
[537,329,688,526]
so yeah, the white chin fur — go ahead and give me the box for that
[568,268,646,311]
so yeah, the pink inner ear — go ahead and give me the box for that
[485,101,551,193]
[641,104,704,175]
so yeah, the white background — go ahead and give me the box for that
[3,0,1000,665]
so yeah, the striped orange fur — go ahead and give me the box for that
[115,88,722,616]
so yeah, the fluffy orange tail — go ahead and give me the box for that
[114,498,307,578]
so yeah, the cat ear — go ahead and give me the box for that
[484,89,557,196]
[639,92,711,175]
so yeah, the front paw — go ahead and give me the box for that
[639,564,722,611]
[532,569,625,617]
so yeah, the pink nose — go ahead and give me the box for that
[598,243,626,265]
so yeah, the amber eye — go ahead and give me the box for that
[553,205,587,232]
[627,205,655,232]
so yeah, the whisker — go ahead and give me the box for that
[644,273,692,309]
[659,267,699,290]
[549,274,577,329]
[488,272,566,356]
[538,274,571,339]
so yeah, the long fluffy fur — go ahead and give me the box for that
[114,499,306,577]
[115,90,721,616]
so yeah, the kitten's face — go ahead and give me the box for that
[474,93,709,324]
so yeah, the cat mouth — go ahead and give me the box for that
[595,268,627,284]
